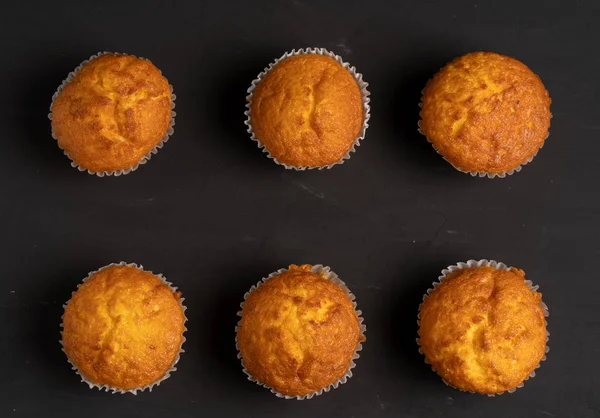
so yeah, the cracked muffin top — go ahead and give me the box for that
[51,53,172,173]
[237,264,363,397]
[418,266,547,394]
[420,52,551,174]
[62,265,185,390]
[249,54,363,167]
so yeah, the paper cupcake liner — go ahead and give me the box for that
[417,80,551,178]
[60,261,187,394]
[235,264,366,399]
[49,52,177,177]
[416,259,550,396]
[244,48,371,170]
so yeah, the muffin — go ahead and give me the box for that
[246,48,370,169]
[418,261,549,395]
[419,52,551,176]
[50,52,174,175]
[61,263,186,393]
[236,264,366,398]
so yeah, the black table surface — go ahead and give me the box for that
[2,0,599,417]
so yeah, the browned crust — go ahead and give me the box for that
[419,266,547,394]
[250,55,363,167]
[62,265,185,390]
[237,264,362,396]
[420,52,551,174]
[51,54,172,172]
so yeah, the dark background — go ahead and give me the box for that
[1,0,599,417]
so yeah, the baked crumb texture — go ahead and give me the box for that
[62,265,185,390]
[420,52,551,174]
[51,54,172,173]
[418,266,547,394]
[237,264,362,397]
[250,55,363,167]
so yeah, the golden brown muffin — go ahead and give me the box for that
[420,52,551,174]
[249,54,363,167]
[62,265,185,390]
[418,266,547,394]
[237,264,363,397]
[51,53,172,173]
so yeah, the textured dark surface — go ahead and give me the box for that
[1,0,599,417]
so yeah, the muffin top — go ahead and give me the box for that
[51,53,172,173]
[420,52,551,174]
[249,54,363,167]
[62,265,185,390]
[237,264,362,396]
[418,266,547,394]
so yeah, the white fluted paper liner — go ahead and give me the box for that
[49,52,177,177]
[417,81,551,178]
[60,261,187,394]
[235,264,367,399]
[245,48,371,170]
[416,259,549,396]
